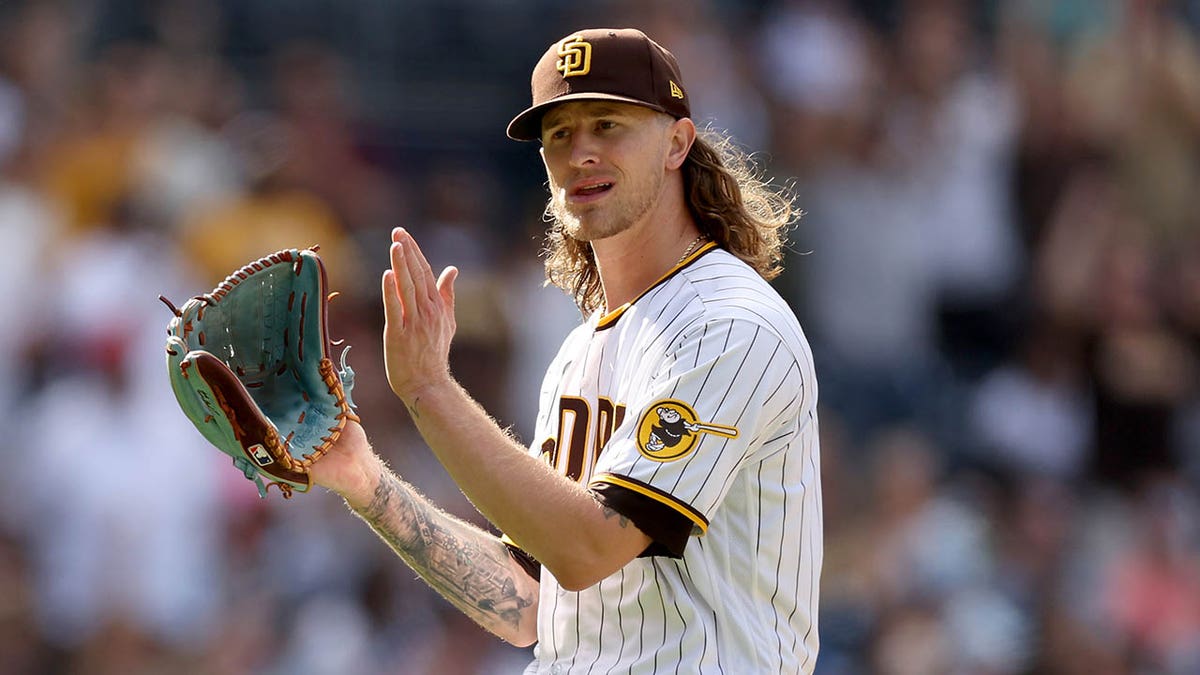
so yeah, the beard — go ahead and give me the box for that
[545,169,665,243]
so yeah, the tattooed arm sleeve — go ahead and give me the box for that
[349,468,540,646]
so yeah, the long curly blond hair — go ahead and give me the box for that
[542,128,798,314]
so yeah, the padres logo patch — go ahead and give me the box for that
[636,399,739,462]
[556,35,591,77]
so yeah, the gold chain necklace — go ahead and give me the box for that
[676,234,708,266]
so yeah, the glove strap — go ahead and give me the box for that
[338,345,357,410]
[232,456,296,499]
[233,456,269,498]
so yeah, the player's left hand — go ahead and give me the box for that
[381,227,458,403]
[308,419,385,507]
[161,246,359,499]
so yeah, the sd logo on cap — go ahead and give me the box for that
[507,28,690,141]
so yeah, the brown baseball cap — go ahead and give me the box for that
[507,28,690,141]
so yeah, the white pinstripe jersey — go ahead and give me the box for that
[516,243,822,674]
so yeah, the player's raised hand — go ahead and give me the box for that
[381,227,458,403]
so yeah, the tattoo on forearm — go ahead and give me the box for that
[355,471,534,632]
[362,472,397,523]
[603,506,630,528]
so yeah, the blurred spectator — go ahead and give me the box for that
[267,40,408,246]
[39,41,170,234]
[991,476,1078,607]
[14,216,227,669]
[128,54,244,232]
[1063,0,1200,245]
[792,0,1025,445]
[0,160,60,418]
[0,0,79,159]
[1085,225,1196,489]
[870,603,953,675]
[177,110,362,289]
[788,24,943,443]
[758,0,880,174]
[999,3,1093,251]
[888,0,1023,381]
[967,321,1093,480]
[1030,154,1197,491]
[1103,480,1200,673]
[861,428,990,607]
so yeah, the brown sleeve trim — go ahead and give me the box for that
[588,476,700,559]
[501,536,542,581]
[589,473,708,533]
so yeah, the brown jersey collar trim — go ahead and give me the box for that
[595,241,718,331]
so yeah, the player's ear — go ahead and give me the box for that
[664,117,695,171]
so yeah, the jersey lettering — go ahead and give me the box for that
[554,395,626,482]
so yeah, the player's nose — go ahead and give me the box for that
[567,133,601,168]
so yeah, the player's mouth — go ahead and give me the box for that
[569,179,615,203]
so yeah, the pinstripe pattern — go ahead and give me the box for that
[525,247,821,674]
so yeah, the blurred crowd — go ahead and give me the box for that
[0,0,1198,673]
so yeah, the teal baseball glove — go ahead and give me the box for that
[160,247,358,498]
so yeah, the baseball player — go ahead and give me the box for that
[313,27,822,673]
